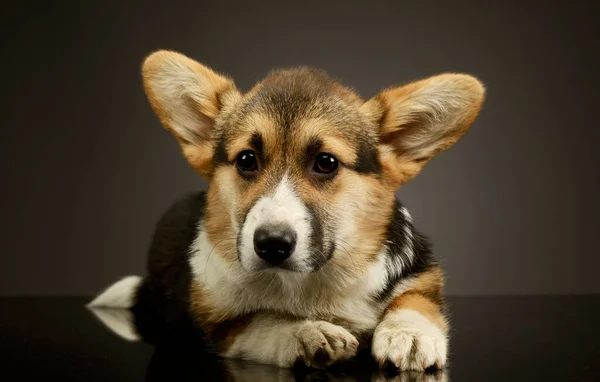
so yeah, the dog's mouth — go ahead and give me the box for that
[264,260,305,273]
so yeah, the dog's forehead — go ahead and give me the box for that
[255,67,364,108]
[228,68,369,138]
[216,68,382,177]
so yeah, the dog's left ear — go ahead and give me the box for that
[142,50,241,178]
[361,74,485,188]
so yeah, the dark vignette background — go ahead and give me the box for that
[1,0,598,296]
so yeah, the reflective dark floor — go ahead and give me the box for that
[1,296,599,381]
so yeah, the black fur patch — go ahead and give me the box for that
[373,200,437,303]
[250,132,264,156]
[303,136,323,167]
[213,138,229,167]
[131,192,207,344]
[306,204,333,271]
[352,140,382,174]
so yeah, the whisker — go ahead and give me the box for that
[204,237,237,281]
[336,239,362,275]
[262,273,278,298]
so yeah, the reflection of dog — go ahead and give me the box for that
[89,50,484,371]
[222,358,449,382]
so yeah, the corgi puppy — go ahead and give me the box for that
[89,50,485,371]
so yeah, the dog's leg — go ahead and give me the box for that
[372,267,448,371]
[215,313,359,369]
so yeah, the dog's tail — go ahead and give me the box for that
[87,276,143,341]
[87,275,142,309]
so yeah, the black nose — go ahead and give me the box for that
[253,224,297,265]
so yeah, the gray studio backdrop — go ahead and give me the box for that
[2,1,598,296]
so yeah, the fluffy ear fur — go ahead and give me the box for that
[361,74,485,187]
[142,50,241,178]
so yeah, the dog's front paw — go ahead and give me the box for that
[295,321,359,368]
[372,310,447,371]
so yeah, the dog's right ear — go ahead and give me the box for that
[142,50,241,178]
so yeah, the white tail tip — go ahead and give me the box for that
[87,275,142,308]
[88,307,141,341]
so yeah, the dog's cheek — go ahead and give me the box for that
[211,166,263,230]
[203,169,246,263]
[215,169,242,220]
[328,172,394,274]
[354,176,394,259]
[327,172,364,237]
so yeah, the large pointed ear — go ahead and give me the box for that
[361,74,485,188]
[142,50,241,178]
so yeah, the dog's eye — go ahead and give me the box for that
[236,150,258,173]
[313,153,339,175]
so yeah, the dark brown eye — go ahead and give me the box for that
[236,150,258,173]
[313,153,339,175]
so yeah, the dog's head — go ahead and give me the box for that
[142,51,484,276]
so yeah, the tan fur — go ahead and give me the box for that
[363,74,485,187]
[140,50,485,370]
[203,183,239,264]
[295,118,359,164]
[227,113,279,161]
[387,292,448,333]
[142,51,241,178]
[329,173,395,270]
[409,266,445,299]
